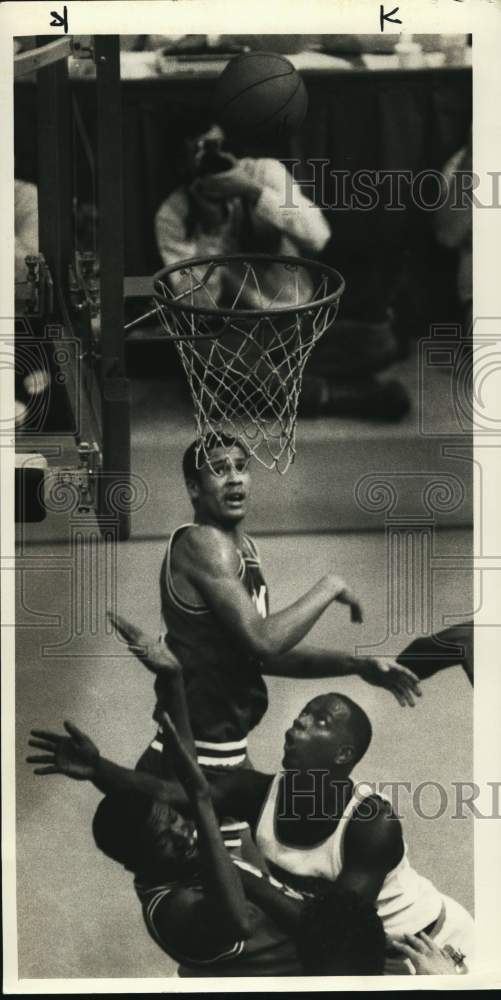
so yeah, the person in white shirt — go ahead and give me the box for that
[108,616,473,975]
[155,124,410,421]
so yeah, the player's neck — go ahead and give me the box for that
[279,769,354,818]
[195,512,245,545]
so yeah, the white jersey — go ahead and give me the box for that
[256,774,443,937]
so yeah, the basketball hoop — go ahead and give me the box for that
[153,253,345,473]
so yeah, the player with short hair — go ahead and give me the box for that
[27,654,387,978]
[116,615,473,975]
[144,434,420,777]
[254,690,474,974]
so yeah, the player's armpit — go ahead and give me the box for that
[336,796,404,903]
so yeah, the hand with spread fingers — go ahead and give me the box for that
[27,721,100,780]
[390,931,465,974]
[360,657,422,707]
[108,611,181,677]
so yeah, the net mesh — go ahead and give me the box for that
[153,254,344,473]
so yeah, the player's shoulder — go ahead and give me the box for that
[346,794,403,863]
[180,524,240,571]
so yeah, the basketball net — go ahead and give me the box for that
[154,254,344,473]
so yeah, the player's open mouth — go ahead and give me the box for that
[225,492,245,505]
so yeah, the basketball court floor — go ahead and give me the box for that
[15,357,473,979]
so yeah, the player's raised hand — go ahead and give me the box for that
[360,657,422,707]
[389,932,463,974]
[27,721,100,780]
[161,710,210,801]
[108,611,181,677]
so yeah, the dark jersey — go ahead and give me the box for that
[135,857,303,977]
[159,524,269,759]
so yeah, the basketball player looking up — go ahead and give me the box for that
[149,435,421,776]
[104,615,471,975]
[114,614,473,976]
[27,620,456,978]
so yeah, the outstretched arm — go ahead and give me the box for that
[397,622,473,685]
[108,612,196,760]
[109,613,273,822]
[27,720,252,949]
[27,721,171,802]
[264,645,422,707]
[159,711,251,939]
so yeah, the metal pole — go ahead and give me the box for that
[36,37,73,288]
[95,36,131,540]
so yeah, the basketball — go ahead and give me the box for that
[212,52,308,140]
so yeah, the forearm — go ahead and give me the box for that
[258,580,344,658]
[397,623,473,682]
[263,643,364,678]
[92,757,171,801]
[237,867,302,936]
[194,794,250,937]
